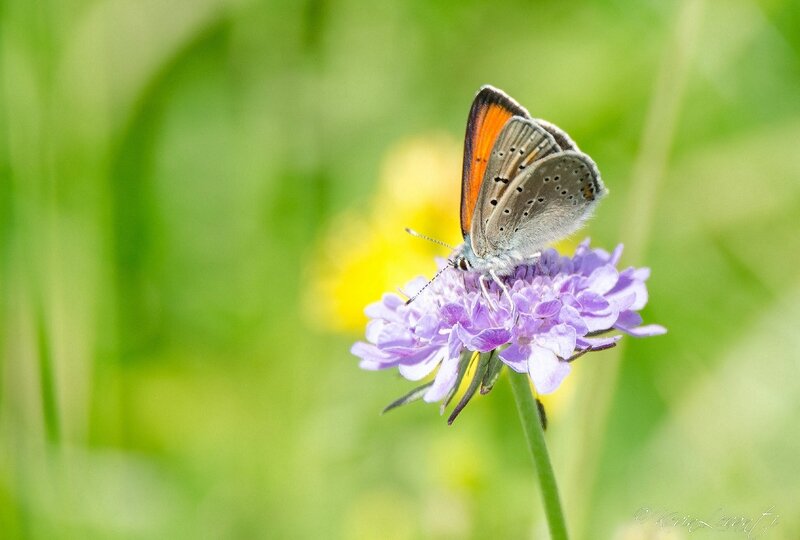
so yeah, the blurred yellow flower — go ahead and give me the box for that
[306,133,463,333]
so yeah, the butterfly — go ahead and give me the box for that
[453,85,606,281]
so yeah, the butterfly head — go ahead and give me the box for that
[452,255,471,272]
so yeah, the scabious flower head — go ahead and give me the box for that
[352,239,665,419]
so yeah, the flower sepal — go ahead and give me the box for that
[381,381,435,415]
[480,350,504,395]
[382,349,508,424]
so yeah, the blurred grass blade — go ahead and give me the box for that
[568,0,706,537]
[36,301,60,443]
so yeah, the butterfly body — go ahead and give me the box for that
[457,237,526,275]
[454,86,606,277]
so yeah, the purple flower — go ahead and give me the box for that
[352,240,665,420]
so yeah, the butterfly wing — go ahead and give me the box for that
[469,116,561,258]
[460,86,529,237]
[481,151,606,257]
[536,119,580,152]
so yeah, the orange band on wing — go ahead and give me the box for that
[460,87,529,236]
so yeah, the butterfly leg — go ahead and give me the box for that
[530,251,542,269]
[490,270,516,320]
[478,274,499,311]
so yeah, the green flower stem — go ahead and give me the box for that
[508,370,568,540]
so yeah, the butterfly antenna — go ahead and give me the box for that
[404,228,454,250]
[405,264,451,305]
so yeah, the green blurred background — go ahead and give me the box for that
[1,0,799,538]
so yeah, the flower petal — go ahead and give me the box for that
[576,334,621,349]
[576,290,609,313]
[536,323,577,358]
[528,345,571,394]
[457,325,511,352]
[423,333,464,402]
[376,323,415,350]
[352,341,396,369]
[398,347,442,380]
[365,320,384,343]
[615,310,642,329]
[609,244,624,266]
[440,302,468,325]
[586,265,619,295]
[534,299,562,318]
[499,343,530,373]
[617,323,667,337]
[582,308,620,333]
[413,314,440,341]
